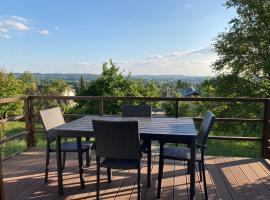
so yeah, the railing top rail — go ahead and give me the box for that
[30,95,268,102]
[0,96,26,104]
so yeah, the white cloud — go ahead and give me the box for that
[75,62,92,67]
[0,15,51,38]
[0,15,30,38]
[147,47,214,60]
[114,60,128,65]
[37,29,50,35]
[147,55,163,59]
[123,47,217,76]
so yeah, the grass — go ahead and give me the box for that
[1,121,44,158]
[0,121,262,158]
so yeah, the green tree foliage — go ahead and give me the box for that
[42,79,70,96]
[206,0,268,146]
[35,79,73,112]
[0,69,24,118]
[213,0,270,96]
[79,75,86,94]
[18,71,38,95]
[73,60,160,114]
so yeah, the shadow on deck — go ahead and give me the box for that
[3,148,270,200]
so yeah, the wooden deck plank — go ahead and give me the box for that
[2,148,270,200]
[248,160,270,191]
[173,160,188,199]
[194,164,204,200]
[117,157,147,200]
[223,157,260,200]
[203,157,219,200]
[205,157,232,200]
[3,150,48,200]
[214,157,246,200]
[234,157,270,200]
[157,159,174,199]
[142,153,159,200]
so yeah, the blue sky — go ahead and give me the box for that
[0,0,235,75]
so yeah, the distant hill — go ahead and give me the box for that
[14,73,211,83]
[14,73,99,82]
[132,75,211,83]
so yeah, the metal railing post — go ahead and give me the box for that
[24,96,32,148]
[26,96,36,147]
[99,99,104,116]
[175,100,179,118]
[262,99,270,158]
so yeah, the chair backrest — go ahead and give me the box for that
[197,111,215,146]
[39,107,65,132]
[92,120,140,160]
[122,104,152,118]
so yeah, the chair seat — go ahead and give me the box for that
[101,158,140,169]
[51,141,93,152]
[163,146,202,161]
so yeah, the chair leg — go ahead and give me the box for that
[107,168,112,183]
[137,165,141,200]
[86,150,90,168]
[187,161,191,174]
[44,149,50,183]
[96,156,100,200]
[202,162,208,200]
[147,140,151,187]
[199,162,203,182]
[62,152,66,170]
[157,144,164,199]
[77,138,85,189]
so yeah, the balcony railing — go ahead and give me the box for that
[0,95,270,199]
[0,95,269,157]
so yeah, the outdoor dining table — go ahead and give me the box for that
[54,115,197,200]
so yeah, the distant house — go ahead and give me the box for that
[62,87,76,107]
[63,88,75,97]
[180,86,199,97]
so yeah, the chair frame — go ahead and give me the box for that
[157,111,215,200]
[93,120,142,200]
[121,104,152,187]
[40,107,92,183]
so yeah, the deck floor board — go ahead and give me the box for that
[3,148,270,200]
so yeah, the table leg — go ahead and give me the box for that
[190,138,196,200]
[147,140,151,187]
[77,137,85,189]
[56,135,63,195]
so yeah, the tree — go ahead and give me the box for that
[78,75,86,94]
[42,80,70,96]
[35,79,73,112]
[18,71,38,95]
[73,60,160,114]
[0,69,24,118]
[213,0,270,96]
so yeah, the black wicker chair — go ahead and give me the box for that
[39,107,93,183]
[157,111,215,200]
[122,104,152,186]
[122,104,152,118]
[93,120,142,200]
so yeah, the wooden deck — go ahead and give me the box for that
[3,148,270,200]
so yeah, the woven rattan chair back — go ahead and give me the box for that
[40,107,65,132]
[122,104,152,118]
[93,120,140,160]
[197,111,215,146]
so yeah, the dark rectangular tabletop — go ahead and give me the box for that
[55,116,197,142]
